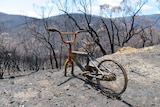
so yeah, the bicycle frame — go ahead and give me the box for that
[48,28,128,96]
[48,28,105,76]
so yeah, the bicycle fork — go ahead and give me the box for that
[64,58,74,76]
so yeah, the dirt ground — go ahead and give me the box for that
[0,45,160,107]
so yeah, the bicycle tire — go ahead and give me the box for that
[97,59,128,97]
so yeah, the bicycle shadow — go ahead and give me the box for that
[57,75,133,107]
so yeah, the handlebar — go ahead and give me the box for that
[47,27,88,44]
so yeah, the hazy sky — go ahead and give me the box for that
[0,0,159,18]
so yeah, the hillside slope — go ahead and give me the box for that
[0,45,160,107]
[0,12,160,56]
[0,12,38,30]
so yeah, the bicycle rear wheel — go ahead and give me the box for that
[97,59,128,97]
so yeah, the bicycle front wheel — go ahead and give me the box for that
[97,59,128,97]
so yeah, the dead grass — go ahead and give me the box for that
[115,45,155,54]
[115,46,138,54]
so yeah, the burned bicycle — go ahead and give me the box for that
[48,28,128,97]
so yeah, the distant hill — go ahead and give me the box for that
[1,12,159,32]
[0,12,39,31]
[0,12,159,32]
[47,13,160,30]
[0,12,160,52]
[138,14,160,28]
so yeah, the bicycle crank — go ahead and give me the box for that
[100,73,116,81]
[82,72,116,81]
